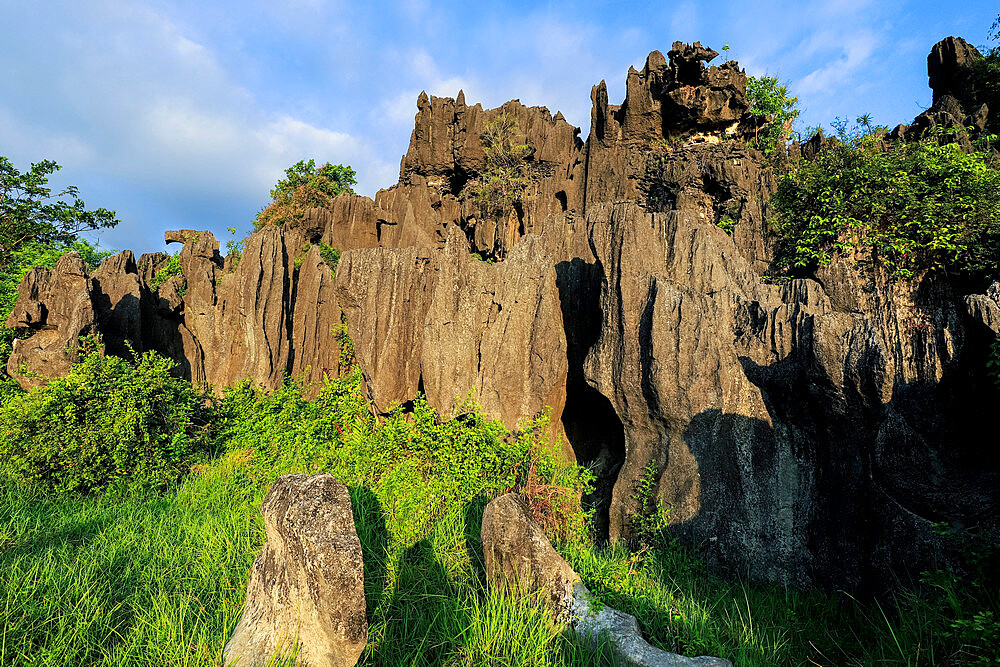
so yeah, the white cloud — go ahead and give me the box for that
[796,30,878,96]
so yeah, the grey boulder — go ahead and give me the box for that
[224,474,367,667]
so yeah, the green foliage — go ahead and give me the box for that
[989,335,1000,388]
[254,160,356,230]
[745,76,800,156]
[318,242,340,270]
[332,314,355,371]
[0,156,118,273]
[215,372,588,547]
[224,226,245,267]
[771,134,1000,280]
[717,215,736,235]
[149,252,183,291]
[463,113,536,222]
[630,461,671,548]
[0,338,214,495]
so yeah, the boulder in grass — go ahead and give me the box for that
[481,492,732,667]
[224,474,367,667]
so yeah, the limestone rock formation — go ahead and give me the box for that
[6,37,999,591]
[224,474,366,667]
[481,493,732,666]
[6,252,98,387]
[928,36,983,107]
[890,36,992,146]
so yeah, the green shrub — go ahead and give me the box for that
[771,134,1000,280]
[216,369,591,548]
[255,160,356,230]
[745,76,800,157]
[149,252,183,291]
[318,241,340,269]
[0,339,214,495]
[463,113,536,222]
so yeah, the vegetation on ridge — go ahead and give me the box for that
[254,159,357,230]
[771,126,1000,282]
[463,112,535,221]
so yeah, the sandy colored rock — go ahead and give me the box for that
[224,474,366,667]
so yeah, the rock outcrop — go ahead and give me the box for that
[481,493,732,666]
[6,37,999,591]
[890,36,992,146]
[225,474,367,667]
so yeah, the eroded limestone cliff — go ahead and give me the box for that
[7,39,999,590]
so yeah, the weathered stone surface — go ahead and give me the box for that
[421,226,568,429]
[91,251,143,358]
[583,198,997,588]
[928,36,982,106]
[334,244,437,411]
[966,282,1000,333]
[481,493,579,620]
[891,36,992,147]
[225,474,366,667]
[481,493,732,666]
[289,245,345,394]
[6,252,97,389]
[572,583,731,667]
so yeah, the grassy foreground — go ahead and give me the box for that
[1,361,998,666]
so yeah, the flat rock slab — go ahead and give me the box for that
[225,474,367,667]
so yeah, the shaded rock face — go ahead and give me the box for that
[5,251,140,387]
[7,39,1000,590]
[481,494,732,666]
[225,474,366,667]
[582,202,999,588]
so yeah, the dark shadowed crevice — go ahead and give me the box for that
[447,167,470,197]
[555,258,626,541]
[555,190,568,212]
[563,382,625,541]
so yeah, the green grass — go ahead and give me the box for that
[1,363,997,666]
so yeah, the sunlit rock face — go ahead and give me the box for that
[7,39,999,591]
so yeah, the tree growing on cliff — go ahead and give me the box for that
[0,157,117,274]
[464,114,535,215]
[254,160,357,229]
[462,113,537,258]
[745,76,800,156]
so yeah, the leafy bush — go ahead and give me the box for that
[745,76,800,156]
[149,252,183,290]
[463,113,536,222]
[0,339,214,495]
[318,241,340,269]
[255,160,356,229]
[216,369,591,547]
[771,134,1000,280]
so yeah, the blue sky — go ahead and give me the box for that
[1,1,996,254]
